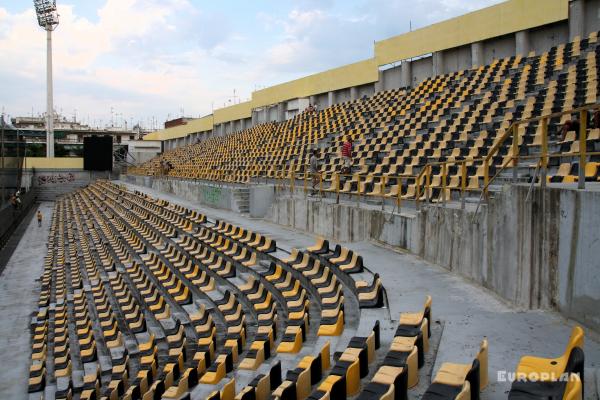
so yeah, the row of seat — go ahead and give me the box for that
[85,182,356,395]
[30,180,586,400]
[130,31,600,201]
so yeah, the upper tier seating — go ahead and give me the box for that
[131,32,600,198]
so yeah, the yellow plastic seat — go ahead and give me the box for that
[516,326,584,381]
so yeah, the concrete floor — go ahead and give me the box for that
[115,181,600,400]
[0,184,598,399]
[0,202,52,400]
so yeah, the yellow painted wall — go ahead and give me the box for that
[252,58,379,108]
[214,101,252,124]
[143,115,214,141]
[23,157,84,169]
[375,0,568,65]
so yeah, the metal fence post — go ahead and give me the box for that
[541,117,548,188]
[303,171,308,196]
[425,165,431,203]
[319,173,323,197]
[483,159,489,198]
[512,123,519,182]
[441,163,447,206]
[578,110,587,189]
[381,175,387,211]
[356,174,361,205]
[335,173,340,204]
[290,170,295,196]
[396,177,401,211]
[461,161,466,210]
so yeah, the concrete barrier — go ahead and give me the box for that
[122,175,275,218]
[21,169,113,201]
[267,185,600,332]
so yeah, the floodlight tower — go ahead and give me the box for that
[34,0,59,157]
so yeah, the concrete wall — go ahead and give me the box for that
[530,21,570,55]
[122,175,275,218]
[411,56,434,87]
[249,185,276,218]
[356,83,376,99]
[381,65,402,90]
[268,106,278,122]
[483,33,516,64]
[268,196,419,248]
[584,0,600,37]
[336,88,352,104]
[267,185,600,331]
[443,45,472,74]
[314,93,329,110]
[21,169,113,201]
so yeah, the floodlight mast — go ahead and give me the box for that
[34,0,59,157]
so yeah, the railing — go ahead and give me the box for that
[273,103,600,209]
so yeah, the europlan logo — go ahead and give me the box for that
[497,371,580,383]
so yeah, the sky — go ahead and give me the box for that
[0,0,503,130]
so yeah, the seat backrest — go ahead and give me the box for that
[269,361,282,390]
[565,326,584,359]
[465,359,480,400]
[477,339,488,390]
[423,296,433,337]
[221,378,236,400]
[321,341,331,371]
[565,346,585,378]
[455,381,471,400]
[563,373,582,400]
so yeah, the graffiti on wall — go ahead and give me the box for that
[37,173,76,186]
[202,187,222,205]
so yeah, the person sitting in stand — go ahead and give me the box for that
[341,136,353,175]
[560,117,580,142]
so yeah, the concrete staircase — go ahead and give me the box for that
[35,182,88,201]
[233,187,250,214]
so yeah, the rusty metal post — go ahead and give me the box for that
[578,110,587,189]
[483,159,489,198]
[425,165,431,203]
[512,123,519,182]
[461,161,467,210]
[540,117,548,188]
[441,163,447,206]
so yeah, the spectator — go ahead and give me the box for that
[10,194,17,210]
[15,190,21,209]
[592,109,600,129]
[560,118,580,142]
[307,104,315,114]
[341,136,353,174]
[37,210,43,227]
[309,149,320,196]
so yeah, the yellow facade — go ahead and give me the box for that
[252,58,379,108]
[375,0,568,65]
[214,101,252,124]
[143,115,214,141]
[23,157,84,169]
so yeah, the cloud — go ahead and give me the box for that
[255,0,504,82]
[0,0,505,129]
[0,0,235,125]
